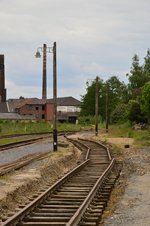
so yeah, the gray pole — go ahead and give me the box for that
[42,44,47,100]
[106,84,109,132]
[53,42,58,151]
[95,76,99,136]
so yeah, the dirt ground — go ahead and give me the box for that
[0,132,150,226]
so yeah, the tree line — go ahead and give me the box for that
[80,49,150,124]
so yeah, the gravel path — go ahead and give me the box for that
[0,139,53,165]
[104,146,150,226]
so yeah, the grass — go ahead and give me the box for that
[104,121,150,147]
[0,120,149,146]
[0,121,81,146]
[107,122,149,140]
[0,137,35,146]
[0,121,82,136]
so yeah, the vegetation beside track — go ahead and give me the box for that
[0,119,149,146]
[106,122,150,146]
[0,137,37,146]
[0,121,81,136]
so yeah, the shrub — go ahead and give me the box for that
[110,104,128,123]
[127,100,148,124]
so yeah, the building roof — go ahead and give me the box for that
[7,98,46,111]
[7,96,81,111]
[47,96,81,106]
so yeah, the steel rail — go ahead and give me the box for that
[0,131,76,152]
[2,159,89,226]
[0,152,50,176]
[0,131,77,139]
[78,137,112,160]
[0,136,51,152]
[66,137,91,161]
[1,137,116,226]
[66,158,115,226]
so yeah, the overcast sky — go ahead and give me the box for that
[0,0,150,100]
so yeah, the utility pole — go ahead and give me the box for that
[42,44,47,100]
[95,76,99,136]
[106,84,109,132]
[53,42,57,151]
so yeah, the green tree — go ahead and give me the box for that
[110,103,128,123]
[140,81,150,119]
[81,76,129,122]
[143,49,150,82]
[127,100,147,124]
[80,78,104,117]
[126,54,143,90]
[105,76,129,123]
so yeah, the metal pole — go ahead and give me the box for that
[95,76,99,136]
[53,42,58,151]
[42,44,47,100]
[106,84,109,132]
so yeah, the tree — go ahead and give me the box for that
[140,81,150,119]
[81,76,129,122]
[126,54,144,91]
[110,103,128,123]
[80,78,104,117]
[127,100,147,124]
[143,49,150,82]
[19,96,24,99]
[105,76,129,121]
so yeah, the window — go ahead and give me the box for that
[35,106,39,110]
[42,114,45,119]
[42,105,45,110]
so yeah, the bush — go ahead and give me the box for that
[127,100,148,124]
[111,104,128,123]
[79,115,102,125]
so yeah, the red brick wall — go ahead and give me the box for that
[16,103,54,121]
[16,104,45,120]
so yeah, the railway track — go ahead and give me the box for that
[0,131,75,152]
[0,136,51,152]
[0,152,50,176]
[1,137,118,226]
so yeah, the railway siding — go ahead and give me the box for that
[1,138,119,226]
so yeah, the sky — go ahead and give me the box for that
[0,0,150,100]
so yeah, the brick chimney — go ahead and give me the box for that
[0,55,6,102]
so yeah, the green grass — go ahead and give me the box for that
[105,121,150,147]
[0,120,149,146]
[0,137,35,146]
[0,120,82,136]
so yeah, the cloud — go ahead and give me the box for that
[1,0,150,100]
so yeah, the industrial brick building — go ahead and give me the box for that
[2,96,81,122]
[0,54,81,122]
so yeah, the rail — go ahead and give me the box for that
[66,158,115,226]
[2,159,89,226]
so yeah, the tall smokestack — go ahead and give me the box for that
[0,55,6,102]
[42,44,47,100]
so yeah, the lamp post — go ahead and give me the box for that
[53,42,57,151]
[35,42,58,151]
